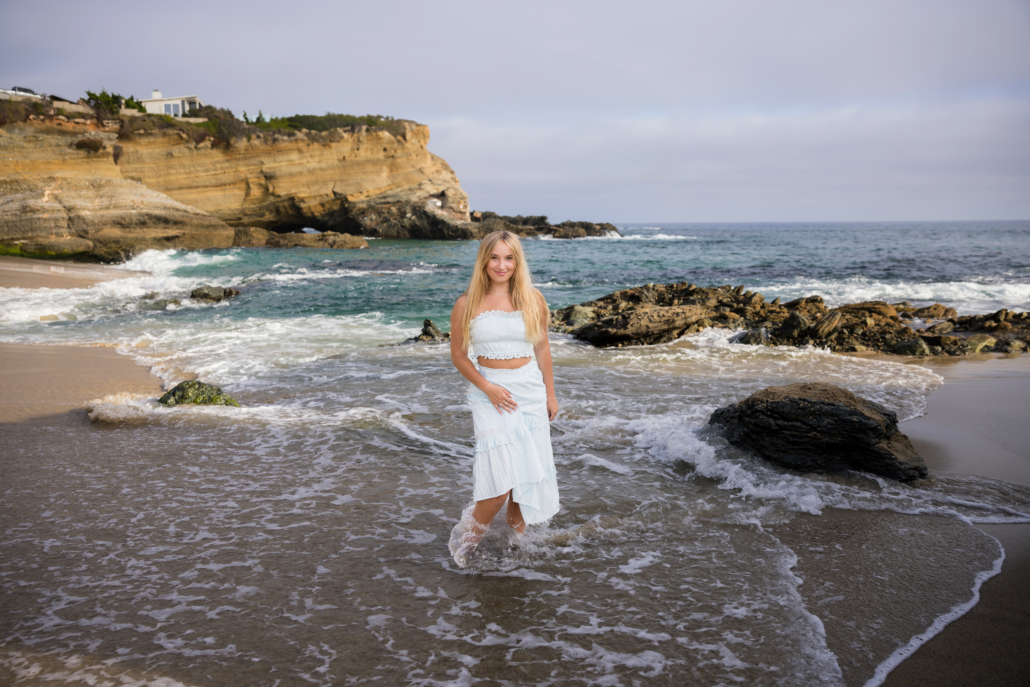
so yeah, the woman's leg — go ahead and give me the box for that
[505,499,526,534]
[471,490,510,526]
[451,491,510,567]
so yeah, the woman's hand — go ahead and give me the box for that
[486,383,518,414]
[546,394,559,421]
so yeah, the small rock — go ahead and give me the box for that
[809,311,843,339]
[731,328,769,346]
[566,305,596,329]
[158,380,240,407]
[190,286,240,302]
[924,321,955,335]
[965,333,997,353]
[893,338,932,357]
[392,319,451,346]
[775,312,810,339]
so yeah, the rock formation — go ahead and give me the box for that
[1,117,621,257]
[190,285,240,302]
[550,281,1030,356]
[0,118,465,257]
[708,382,928,482]
[158,380,240,407]
[0,174,235,262]
[470,212,620,239]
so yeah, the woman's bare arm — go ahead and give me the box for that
[533,291,560,421]
[450,295,518,413]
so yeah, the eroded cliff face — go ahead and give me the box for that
[0,119,470,242]
[114,121,470,231]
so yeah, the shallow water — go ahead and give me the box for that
[2,222,1030,685]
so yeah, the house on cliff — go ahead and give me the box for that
[141,89,203,117]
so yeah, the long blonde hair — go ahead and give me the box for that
[460,231,545,346]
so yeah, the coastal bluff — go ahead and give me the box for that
[0,118,480,260]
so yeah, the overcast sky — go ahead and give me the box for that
[3,0,1029,222]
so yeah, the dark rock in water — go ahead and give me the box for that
[386,319,452,346]
[190,286,240,302]
[549,280,1029,357]
[774,312,810,340]
[158,380,240,407]
[708,382,927,482]
[731,328,769,345]
[574,305,707,347]
[893,338,931,357]
[473,212,620,239]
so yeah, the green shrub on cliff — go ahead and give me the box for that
[85,89,143,117]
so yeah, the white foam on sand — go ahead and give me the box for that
[863,541,1005,687]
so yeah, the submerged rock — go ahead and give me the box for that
[382,319,452,347]
[708,382,927,482]
[158,380,240,407]
[190,286,240,302]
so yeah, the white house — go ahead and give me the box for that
[141,89,203,116]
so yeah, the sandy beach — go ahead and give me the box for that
[0,255,149,290]
[0,254,1028,685]
[883,356,1030,687]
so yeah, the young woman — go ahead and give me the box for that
[447,231,560,568]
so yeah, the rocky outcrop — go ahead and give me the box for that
[1,118,470,245]
[158,380,240,407]
[0,174,235,261]
[708,382,928,482]
[551,281,1030,355]
[471,212,620,239]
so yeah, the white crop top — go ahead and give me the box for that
[469,310,535,360]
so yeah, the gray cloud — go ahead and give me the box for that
[2,0,1028,221]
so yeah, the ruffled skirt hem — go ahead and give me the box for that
[468,361,560,525]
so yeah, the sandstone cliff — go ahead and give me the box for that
[1,118,469,237]
[0,174,235,262]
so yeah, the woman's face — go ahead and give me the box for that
[486,241,516,287]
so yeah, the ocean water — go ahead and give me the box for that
[1,221,1029,686]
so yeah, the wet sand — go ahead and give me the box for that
[0,343,164,422]
[883,356,1030,687]
[0,255,148,289]
[0,257,162,422]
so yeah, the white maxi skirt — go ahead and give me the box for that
[467,359,559,525]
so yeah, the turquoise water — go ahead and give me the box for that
[1,222,1029,686]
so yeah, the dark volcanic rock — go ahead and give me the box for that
[472,211,620,239]
[406,318,450,344]
[190,286,240,302]
[158,380,240,407]
[383,319,452,347]
[708,382,927,482]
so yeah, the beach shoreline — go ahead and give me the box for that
[881,356,1030,687]
[0,254,149,289]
